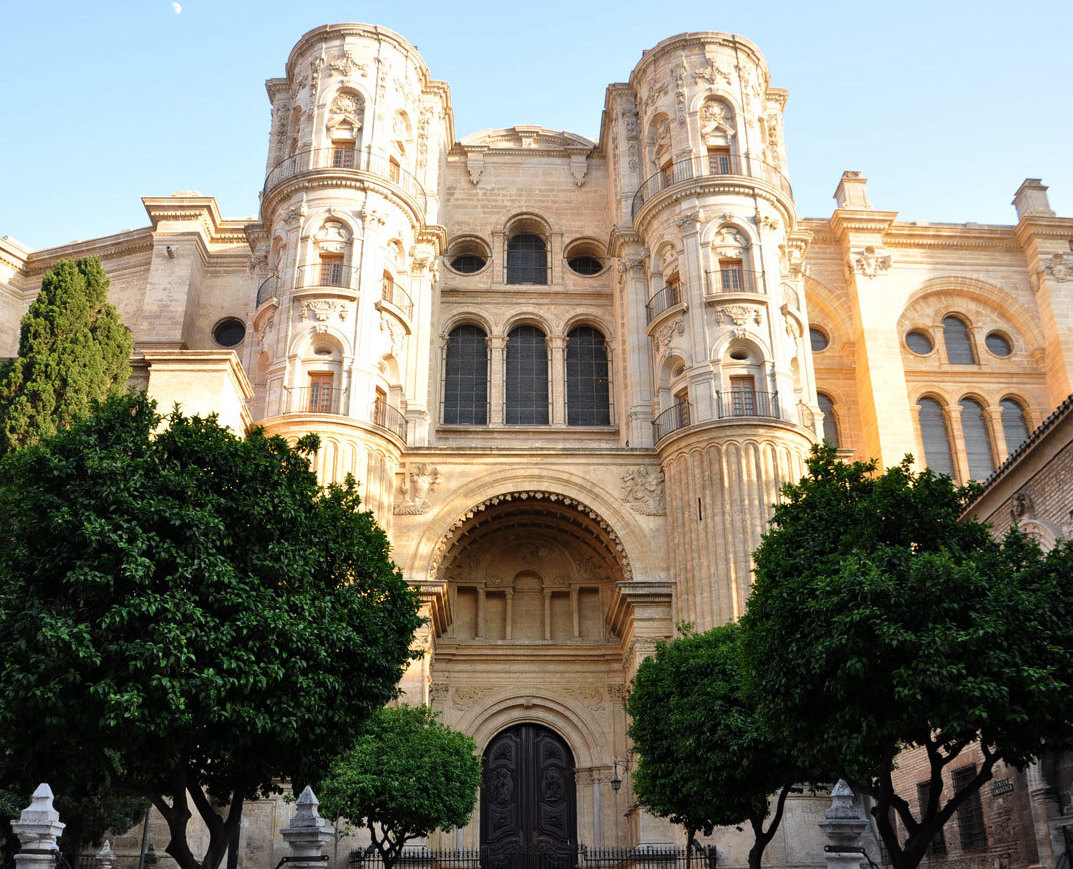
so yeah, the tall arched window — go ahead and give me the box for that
[443,325,488,425]
[506,234,548,284]
[566,326,610,426]
[1000,398,1030,454]
[918,397,955,477]
[942,316,976,364]
[506,325,549,424]
[817,392,839,448]
[959,397,995,480]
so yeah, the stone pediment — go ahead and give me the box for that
[460,125,595,153]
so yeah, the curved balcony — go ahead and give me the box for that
[715,390,779,420]
[653,402,692,442]
[653,391,818,445]
[380,278,414,319]
[284,386,346,415]
[372,396,407,441]
[646,282,685,323]
[704,268,766,295]
[256,274,283,307]
[296,263,360,292]
[263,147,427,212]
[632,154,792,220]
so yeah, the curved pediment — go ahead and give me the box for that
[460,125,596,152]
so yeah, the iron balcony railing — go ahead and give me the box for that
[632,154,792,218]
[653,402,692,442]
[715,389,779,420]
[256,273,282,307]
[381,279,414,319]
[296,263,360,291]
[704,268,765,295]
[645,282,685,322]
[263,146,427,211]
[372,396,407,441]
[284,386,346,415]
[350,845,716,869]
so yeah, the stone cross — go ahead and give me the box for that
[12,784,65,869]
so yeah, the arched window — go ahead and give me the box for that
[506,325,549,424]
[443,325,488,425]
[959,397,995,480]
[917,397,955,477]
[507,234,548,285]
[1000,398,1030,454]
[942,316,976,364]
[566,327,610,426]
[817,392,839,448]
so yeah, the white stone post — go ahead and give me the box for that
[12,784,65,869]
[280,786,334,869]
[97,840,117,869]
[818,780,868,869]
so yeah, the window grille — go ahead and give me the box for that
[916,782,947,856]
[443,325,488,425]
[952,765,987,851]
[566,327,610,426]
[959,398,995,480]
[1000,398,1030,454]
[505,325,549,424]
[817,393,839,447]
[506,234,548,284]
[943,316,976,364]
[918,398,955,477]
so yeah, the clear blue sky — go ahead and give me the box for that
[2,0,1071,251]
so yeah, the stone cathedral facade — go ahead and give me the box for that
[2,23,1073,869]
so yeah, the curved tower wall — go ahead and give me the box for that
[608,33,819,629]
[246,24,452,527]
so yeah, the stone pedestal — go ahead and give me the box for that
[12,784,65,869]
[818,780,867,869]
[281,786,334,868]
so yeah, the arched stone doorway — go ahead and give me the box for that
[481,723,577,866]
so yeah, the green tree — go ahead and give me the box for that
[741,444,1073,869]
[0,257,132,455]
[626,623,814,869]
[317,705,481,869]
[0,393,423,869]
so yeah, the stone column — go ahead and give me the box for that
[818,780,868,869]
[12,785,65,869]
[280,786,334,868]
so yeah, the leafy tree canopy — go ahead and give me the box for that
[317,704,481,869]
[0,257,132,455]
[626,622,817,869]
[740,443,1073,869]
[0,393,423,869]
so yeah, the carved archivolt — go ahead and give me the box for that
[621,466,666,516]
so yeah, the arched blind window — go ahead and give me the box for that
[566,326,610,426]
[918,398,955,477]
[942,316,976,364]
[959,398,995,481]
[443,325,488,425]
[506,325,549,424]
[817,393,839,448]
[506,233,548,284]
[1000,398,1030,454]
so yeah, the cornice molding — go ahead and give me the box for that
[829,208,898,240]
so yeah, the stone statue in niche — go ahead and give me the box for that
[394,463,439,515]
[621,466,667,516]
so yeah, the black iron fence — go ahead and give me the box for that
[349,846,716,869]
[645,283,685,323]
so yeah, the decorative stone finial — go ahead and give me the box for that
[1012,179,1055,219]
[818,780,868,869]
[12,785,66,869]
[96,840,116,869]
[281,786,333,864]
[834,171,873,210]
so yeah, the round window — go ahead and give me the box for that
[809,327,829,352]
[213,318,246,348]
[450,254,487,274]
[905,330,933,355]
[985,331,1012,357]
[568,256,603,276]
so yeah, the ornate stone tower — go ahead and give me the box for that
[245,24,451,528]
[606,33,820,629]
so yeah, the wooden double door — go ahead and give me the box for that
[481,724,577,869]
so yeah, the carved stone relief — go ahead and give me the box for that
[700,98,734,146]
[654,317,686,351]
[621,466,667,516]
[692,56,732,87]
[301,300,348,322]
[561,686,605,710]
[395,463,439,515]
[451,686,491,710]
[713,305,762,328]
[329,50,368,78]
[853,246,892,278]
[1044,252,1072,281]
